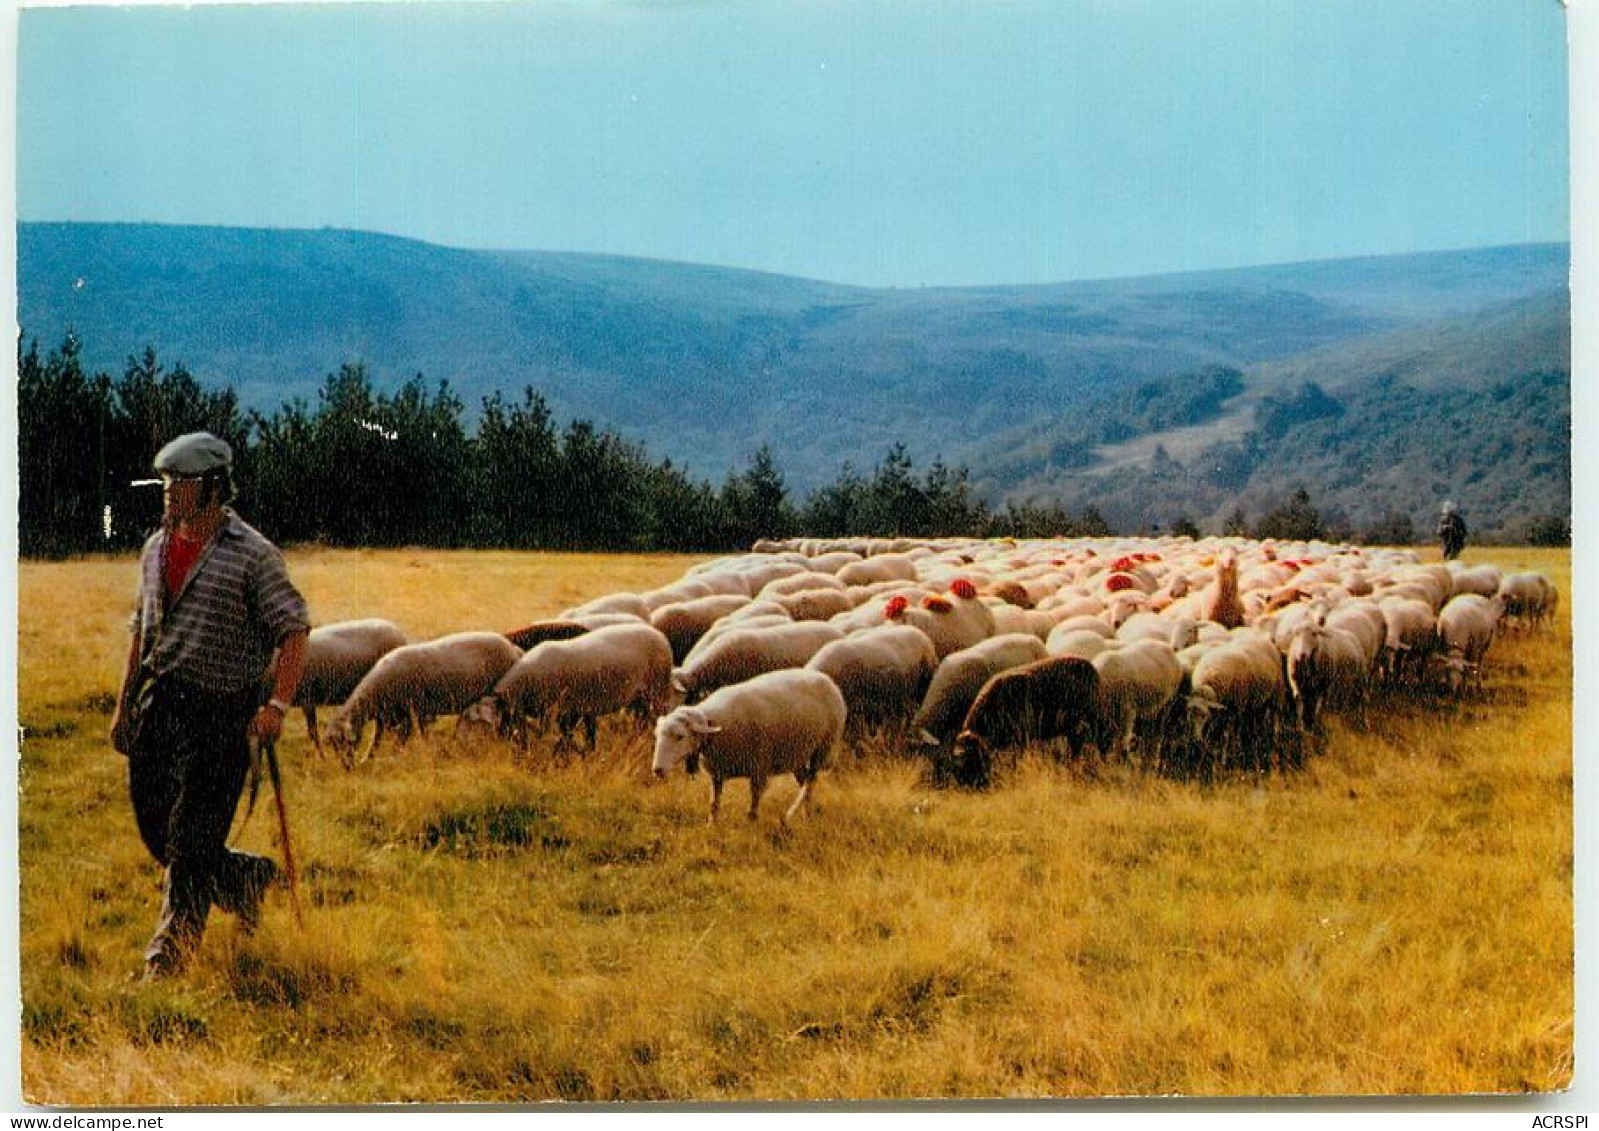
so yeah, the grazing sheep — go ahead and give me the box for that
[1447,563,1504,600]
[1116,611,1201,651]
[760,571,848,599]
[1049,614,1115,641]
[650,594,753,663]
[1498,572,1558,628]
[1091,639,1184,765]
[986,604,1057,640]
[947,656,1101,788]
[671,620,846,702]
[459,622,674,749]
[502,620,590,651]
[836,554,919,587]
[652,668,847,823]
[561,592,652,621]
[1379,597,1438,684]
[912,633,1050,748]
[1045,628,1116,662]
[774,587,857,622]
[269,619,408,755]
[1433,593,1503,693]
[327,631,523,763]
[806,550,865,574]
[639,578,718,613]
[1185,638,1290,775]
[682,611,796,667]
[887,586,995,659]
[804,624,937,732]
[1322,600,1387,672]
[1285,622,1368,730]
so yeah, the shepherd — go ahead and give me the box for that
[1437,501,1468,561]
[109,432,311,980]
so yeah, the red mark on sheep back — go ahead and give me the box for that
[950,578,978,600]
[885,595,910,620]
[1105,573,1137,593]
[922,595,954,613]
[1112,556,1136,573]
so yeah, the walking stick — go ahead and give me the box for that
[260,736,305,929]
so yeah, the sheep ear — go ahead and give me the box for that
[685,711,721,736]
[671,673,688,694]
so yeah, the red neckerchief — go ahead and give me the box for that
[163,530,206,600]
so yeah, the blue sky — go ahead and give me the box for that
[16,0,1571,287]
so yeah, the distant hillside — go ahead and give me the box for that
[17,223,1569,535]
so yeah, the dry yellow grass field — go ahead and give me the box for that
[15,546,1572,1103]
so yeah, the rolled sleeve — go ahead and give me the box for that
[252,546,311,643]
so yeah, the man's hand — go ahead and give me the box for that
[252,703,287,744]
[109,705,135,755]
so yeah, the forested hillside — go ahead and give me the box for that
[17,223,1569,544]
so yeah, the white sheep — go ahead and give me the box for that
[652,668,847,823]
[773,587,857,622]
[886,586,995,659]
[1447,563,1504,600]
[1434,593,1504,692]
[1285,621,1368,730]
[1498,572,1558,628]
[1045,628,1116,662]
[912,633,1049,747]
[1116,611,1201,651]
[1185,637,1290,774]
[459,622,674,749]
[327,631,523,763]
[267,618,408,756]
[671,620,845,702]
[1091,639,1183,765]
[804,623,937,731]
[560,592,652,621]
[759,571,848,599]
[836,554,919,587]
[1379,596,1438,683]
[1322,600,1387,672]
[650,594,754,663]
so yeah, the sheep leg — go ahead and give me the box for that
[359,720,381,765]
[304,705,321,755]
[747,773,768,822]
[583,715,598,752]
[784,776,813,823]
[707,776,724,824]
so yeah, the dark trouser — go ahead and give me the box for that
[128,679,272,972]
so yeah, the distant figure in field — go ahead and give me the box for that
[109,432,310,980]
[1437,501,1468,561]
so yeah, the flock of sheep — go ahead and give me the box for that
[283,536,1560,820]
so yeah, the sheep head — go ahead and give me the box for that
[652,707,721,777]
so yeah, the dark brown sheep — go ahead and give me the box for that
[502,620,591,651]
[946,655,1101,789]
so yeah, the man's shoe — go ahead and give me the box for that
[236,857,280,933]
[140,953,183,983]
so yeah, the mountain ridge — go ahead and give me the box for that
[17,222,1570,535]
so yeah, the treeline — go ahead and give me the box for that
[18,334,1117,557]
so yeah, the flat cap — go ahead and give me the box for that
[153,432,233,476]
